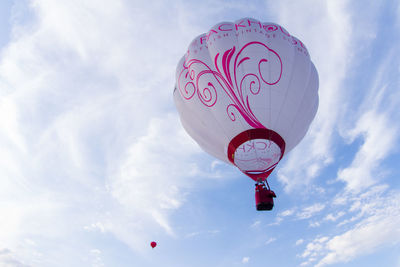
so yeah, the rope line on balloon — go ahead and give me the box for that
[265,179,271,190]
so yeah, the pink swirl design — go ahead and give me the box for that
[177,41,282,128]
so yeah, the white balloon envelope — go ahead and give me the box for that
[174,18,319,182]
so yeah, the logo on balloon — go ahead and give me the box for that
[234,139,281,174]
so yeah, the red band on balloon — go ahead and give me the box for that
[227,128,285,181]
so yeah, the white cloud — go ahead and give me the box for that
[250,220,261,228]
[301,189,400,267]
[0,0,212,262]
[185,229,220,239]
[84,222,106,233]
[185,232,200,238]
[102,113,206,250]
[242,257,250,264]
[265,237,277,245]
[337,110,398,192]
[296,203,326,220]
[296,239,304,246]
[90,249,104,267]
[336,47,400,192]
[302,236,329,258]
[267,217,283,226]
[279,209,294,217]
[269,204,326,228]
[0,248,29,267]
[323,211,345,222]
[309,221,321,228]
[269,208,296,225]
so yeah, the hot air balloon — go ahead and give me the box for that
[174,18,319,211]
[150,241,157,249]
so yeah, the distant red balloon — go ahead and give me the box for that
[150,241,157,249]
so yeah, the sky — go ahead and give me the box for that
[0,0,399,266]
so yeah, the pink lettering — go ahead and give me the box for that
[206,29,218,41]
[256,141,267,150]
[246,141,255,151]
[263,24,278,32]
[247,19,262,28]
[235,20,247,30]
[218,24,233,31]
[199,35,207,44]
[238,145,246,153]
